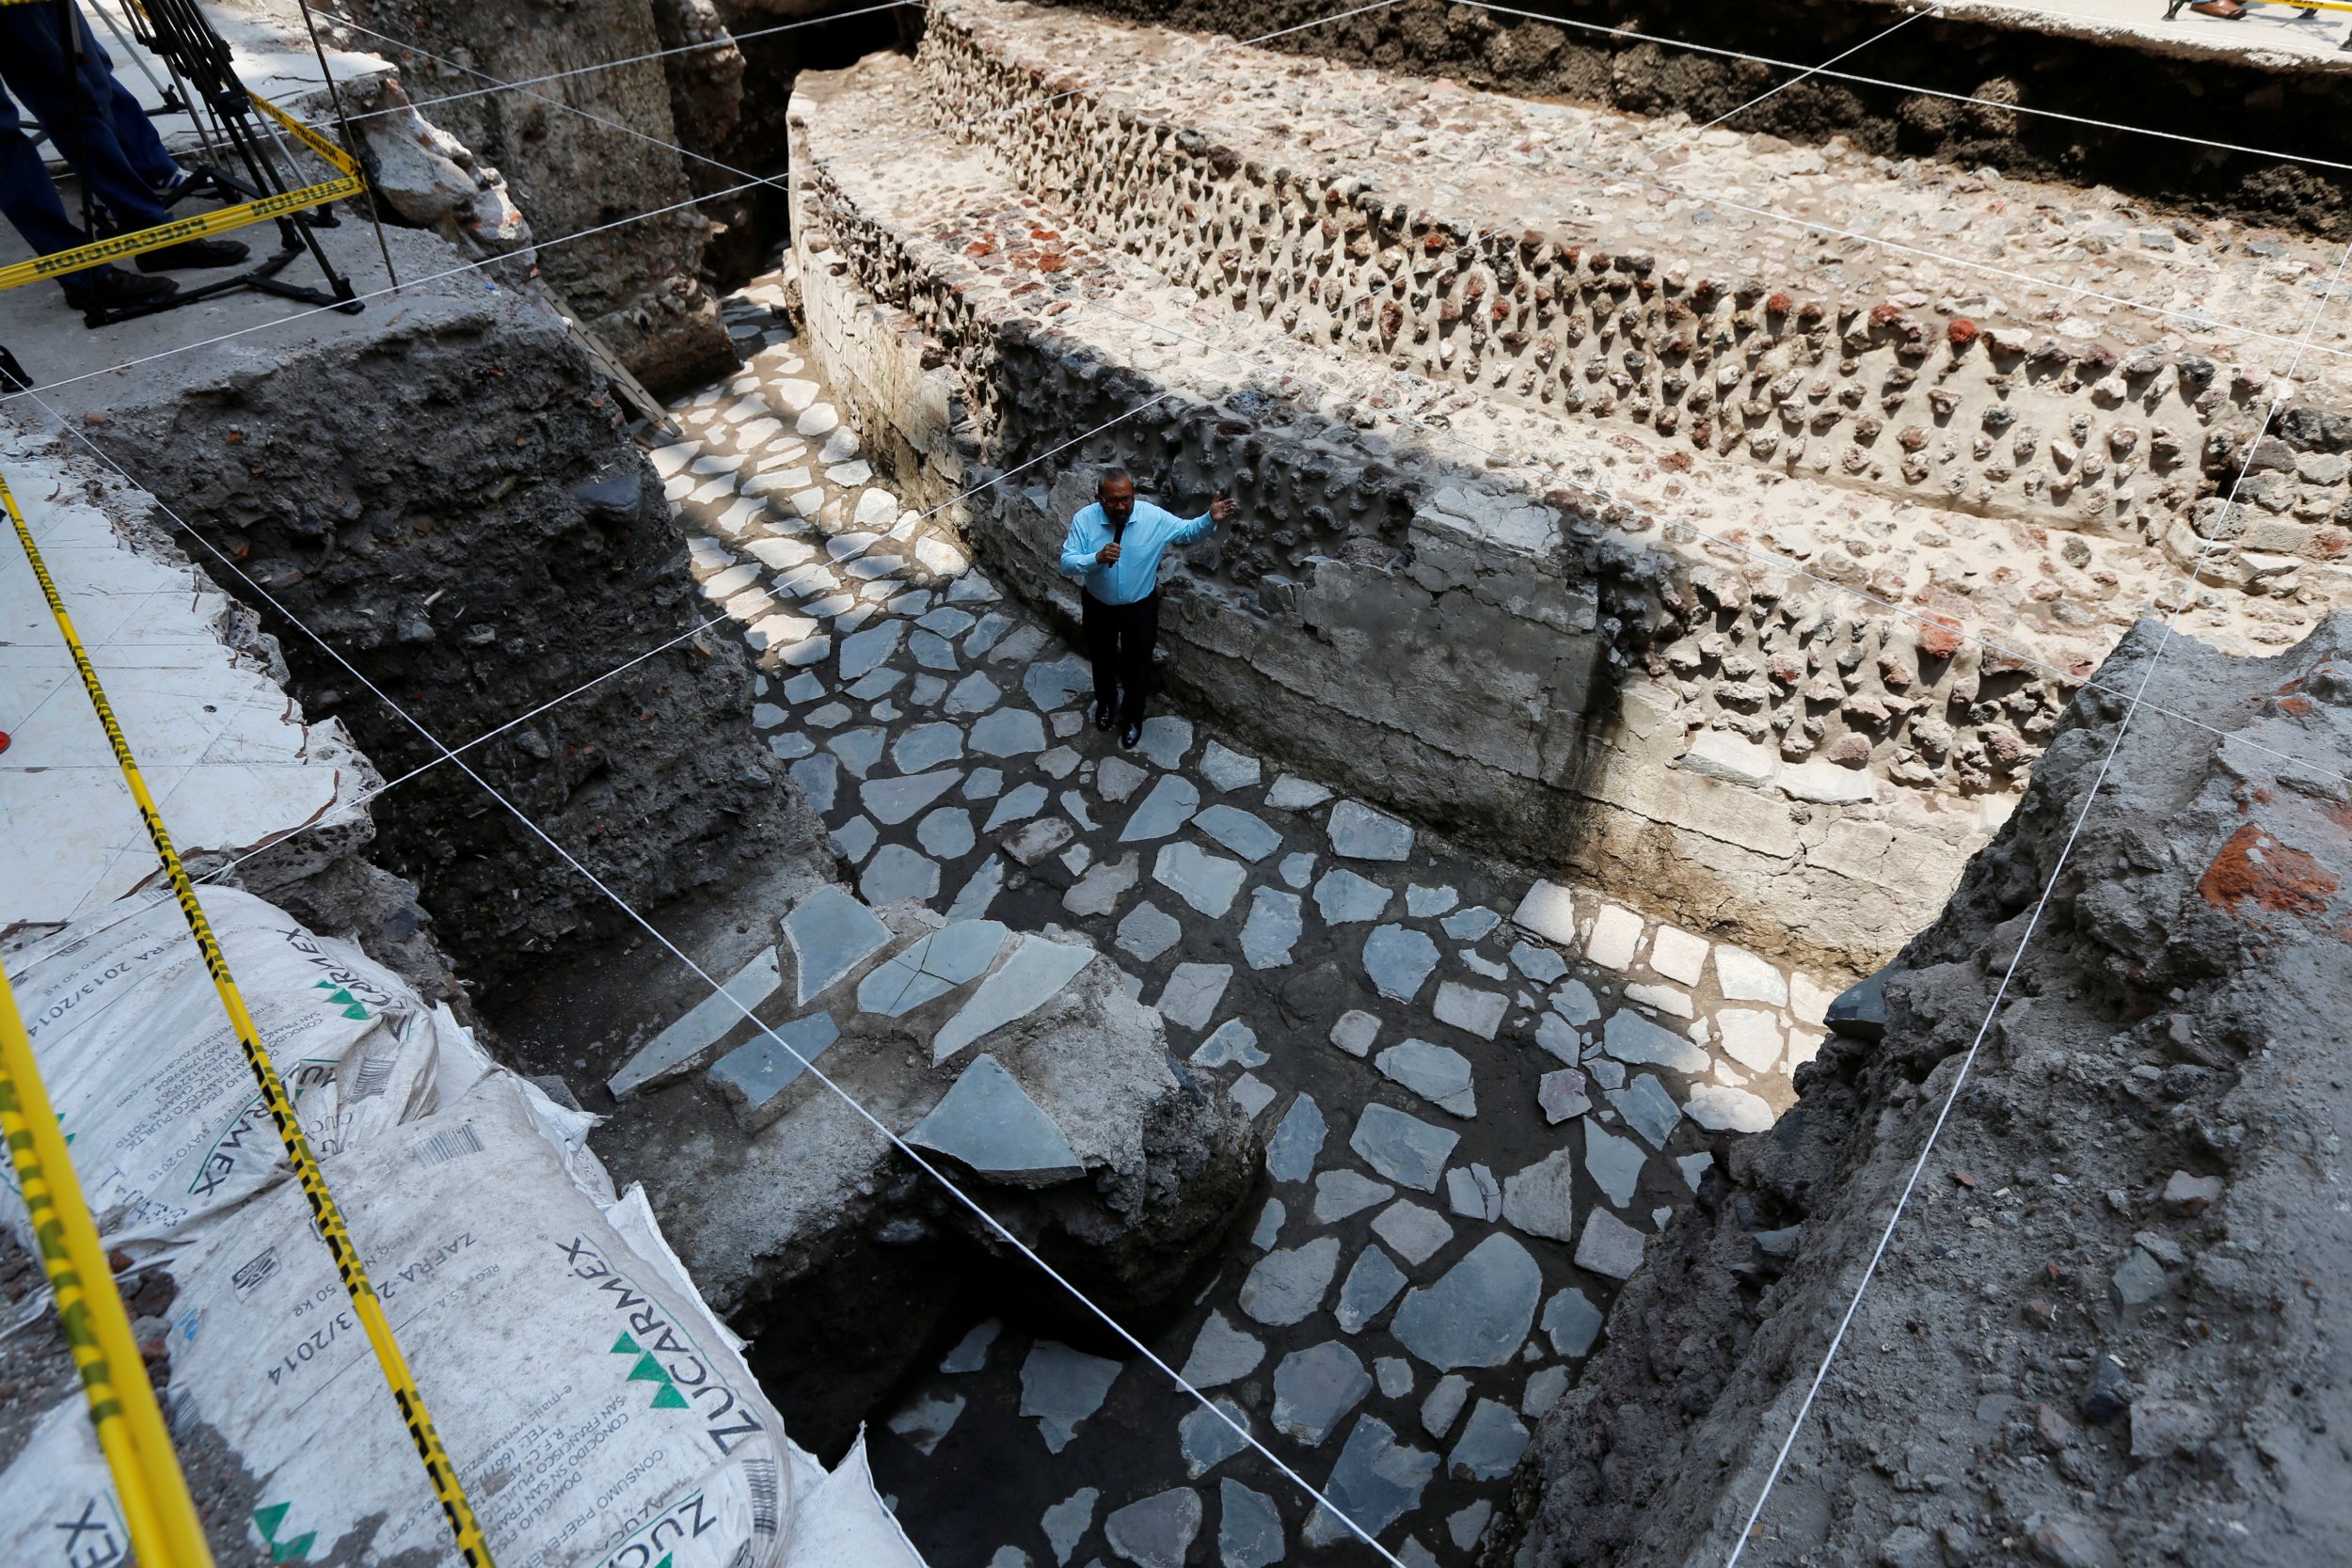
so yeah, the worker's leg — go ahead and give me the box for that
[0,90,172,308]
[1115,591,1160,728]
[0,6,172,234]
[86,25,179,190]
[1082,590,1121,727]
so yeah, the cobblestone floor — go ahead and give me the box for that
[657,277,1839,1567]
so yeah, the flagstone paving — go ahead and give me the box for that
[652,283,1841,1566]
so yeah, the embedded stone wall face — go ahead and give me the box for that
[911,8,2351,587]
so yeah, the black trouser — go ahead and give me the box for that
[1082,588,1159,725]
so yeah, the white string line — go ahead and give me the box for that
[16,386,1408,1568]
[0,0,1405,408]
[1719,232,2352,1568]
[1441,0,2352,179]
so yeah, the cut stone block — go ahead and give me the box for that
[1511,880,1577,945]
[1272,1340,1373,1446]
[1328,800,1413,861]
[1371,1200,1454,1266]
[1154,962,1232,1030]
[1714,945,1789,1005]
[1375,1039,1477,1117]
[1391,1234,1543,1370]
[857,921,1008,1016]
[1238,1236,1341,1327]
[1350,1104,1460,1192]
[707,1009,842,1131]
[1432,982,1507,1040]
[1681,728,1777,788]
[1104,1488,1200,1568]
[910,1053,1084,1185]
[1362,924,1440,1002]
[1304,1418,1436,1548]
[1021,1339,1122,1453]
[1647,925,1708,986]
[931,933,1096,1062]
[1585,903,1644,970]
[1264,1094,1327,1183]
[782,884,891,1005]
[609,945,781,1097]
[1500,1148,1578,1243]
[1312,1169,1393,1224]
[1334,1244,1408,1335]
[1541,1288,1604,1357]
[1575,1208,1648,1280]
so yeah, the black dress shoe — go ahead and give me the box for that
[1119,720,1142,750]
[136,237,250,273]
[67,266,177,309]
[1094,697,1117,732]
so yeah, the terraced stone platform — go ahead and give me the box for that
[782,0,2352,972]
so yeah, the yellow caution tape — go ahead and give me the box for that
[1,466,497,1568]
[0,967,216,1568]
[0,89,363,292]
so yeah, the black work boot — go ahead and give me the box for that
[137,237,250,272]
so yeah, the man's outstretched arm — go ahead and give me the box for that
[1168,492,1239,544]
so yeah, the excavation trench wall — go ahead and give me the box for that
[1028,0,2352,239]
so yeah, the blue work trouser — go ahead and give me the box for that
[0,2,173,237]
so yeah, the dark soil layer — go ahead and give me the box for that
[1041,0,2351,239]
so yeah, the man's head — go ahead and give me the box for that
[1098,467,1136,528]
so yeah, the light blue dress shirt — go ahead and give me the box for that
[1058,499,1218,606]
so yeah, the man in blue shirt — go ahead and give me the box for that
[1058,468,1237,749]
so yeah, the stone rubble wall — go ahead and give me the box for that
[787,71,2021,973]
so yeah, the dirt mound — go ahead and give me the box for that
[1488,611,2352,1567]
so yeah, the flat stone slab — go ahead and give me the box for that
[1104,1488,1200,1568]
[1500,1148,1578,1243]
[1264,1094,1327,1183]
[1585,904,1644,970]
[857,920,1009,1016]
[1350,1104,1460,1193]
[1334,1244,1408,1334]
[1021,1339,1122,1454]
[1510,941,1568,984]
[917,806,977,860]
[863,768,962,826]
[1375,1039,1478,1118]
[1575,1208,1649,1280]
[1179,1310,1265,1388]
[892,720,964,773]
[1191,803,1281,863]
[1312,867,1393,926]
[1133,715,1193,769]
[1266,773,1332,811]
[910,1053,1084,1184]
[610,945,781,1097]
[1328,1010,1380,1057]
[837,620,904,678]
[1370,1200,1454,1266]
[1218,1480,1283,1568]
[1685,1083,1775,1132]
[1715,945,1788,1005]
[1445,1164,1502,1222]
[1152,842,1248,917]
[1328,800,1413,861]
[1583,1122,1647,1209]
[1603,1008,1710,1073]
[707,1008,842,1130]
[1119,775,1200,841]
[1539,1068,1592,1123]
[1230,1074,1275,1120]
[1312,1169,1394,1224]
[860,844,940,905]
[1063,851,1140,918]
[1422,1375,1470,1441]
[1362,924,1440,1002]
[1541,1289,1604,1357]
[1614,1074,1683,1148]
[1239,888,1303,970]
[1718,1008,1785,1072]
[1238,1236,1341,1327]
[1432,982,1507,1041]
[1005,816,1076,865]
[1447,1399,1530,1481]
[1273,1341,1373,1446]
[1439,906,1500,941]
[1179,1399,1252,1479]
[1199,740,1262,791]
[1021,654,1092,709]
[886,1389,965,1456]
[984,781,1050,831]
[931,933,1096,1062]
[782,884,891,1004]
[1094,754,1148,801]
[1191,1020,1267,1069]
[1155,962,1232,1030]
[971,705,1049,756]
[1304,1418,1437,1548]
[1390,1233,1543,1370]
[1043,1489,1099,1565]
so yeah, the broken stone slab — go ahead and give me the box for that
[1191,1020,1267,1069]
[1265,773,1333,811]
[1191,803,1281,863]
[886,1388,965,1455]
[1603,1008,1710,1073]
[782,884,892,1005]
[1313,1169,1393,1224]
[1043,1489,1099,1566]
[1272,1340,1374,1446]
[1350,1104,1460,1192]
[1303,1417,1438,1548]
[1422,1373,1470,1440]
[1680,728,1777,788]
[1538,1068,1592,1123]
[1448,1399,1530,1481]
[1104,1488,1200,1568]
[857,920,1009,1016]
[1312,866,1395,927]
[932,933,1096,1063]
[1574,1208,1648,1280]
[1199,741,1262,792]
[1179,1310,1265,1388]
[1375,1039,1478,1117]
[1119,775,1200,841]
[1582,1122,1647,1209]
[1370,1200,1454,1266]
[1684,1084,1774,1132]
[1116,900,1184,963]
[1064,852,1140,918]
[1445,1164,1502,1221]
[1500,1148,1579,1243]
[1239,887,1303,970]
[1541,1288,1604,1357]
[1779,758,1877,804]
[1390,1233,1543,1370]
[1613,1074,1682,1148]
[1328,799,1413,861]
[1021,1339,1122,1453]
[1154,962,1232,1030]
[1003,816,1076,866]
[1179,1398,1252,1479]
[1713,945,1788,1006]
[609,945,781,1098]
[707,1009,843,1132]
[1328,1009,1380,1057]
[1362,924,1440,1002]
[1238,1235,1342,1326]
[909,1053,1085,1185]
[1217,1480,1282,1568]
[1511,880,1577,945]
[1510,941,1568,984]
[1440,907,1501,942]
[1432,981,1507,1041]
[1334,1244,1409,1334]
[1264,1093,1327,1183]
[1152,841,1248,917]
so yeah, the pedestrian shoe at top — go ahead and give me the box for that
[2186,0,2246,14]
[135,237,250,274]
[68,266,178,309]
[1094,696,1118,732]
[1120,720,1142,751]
